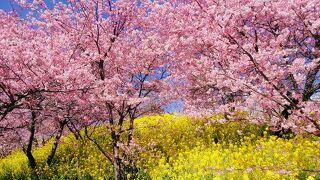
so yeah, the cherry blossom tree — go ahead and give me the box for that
[0,8,91,173]
[14,0,173,179]
[4,0,320,178]
[166,0,320,134]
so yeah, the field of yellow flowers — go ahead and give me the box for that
[1,114,320,179]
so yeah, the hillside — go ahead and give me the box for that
[1,114,320,179]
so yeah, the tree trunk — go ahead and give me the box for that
[25,111,37,169]
[113,143,123,180]
[111,126,123,180]
[23,111,38,179]
[67,122,82,140]
[107,104,124,180]
[127,117,134,146]
[46,120,66,166]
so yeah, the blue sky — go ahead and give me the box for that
[0,0,68,12]
[0,0,13,11]
[0,0,31,17]
[164,100,183,113]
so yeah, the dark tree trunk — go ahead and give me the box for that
[22,111,39,180]
[99,60,105,80]
[25,111,37,169]
[46,120,67,166]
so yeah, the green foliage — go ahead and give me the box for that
[1,114,319,179]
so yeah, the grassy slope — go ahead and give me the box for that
[1,114,320,179]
